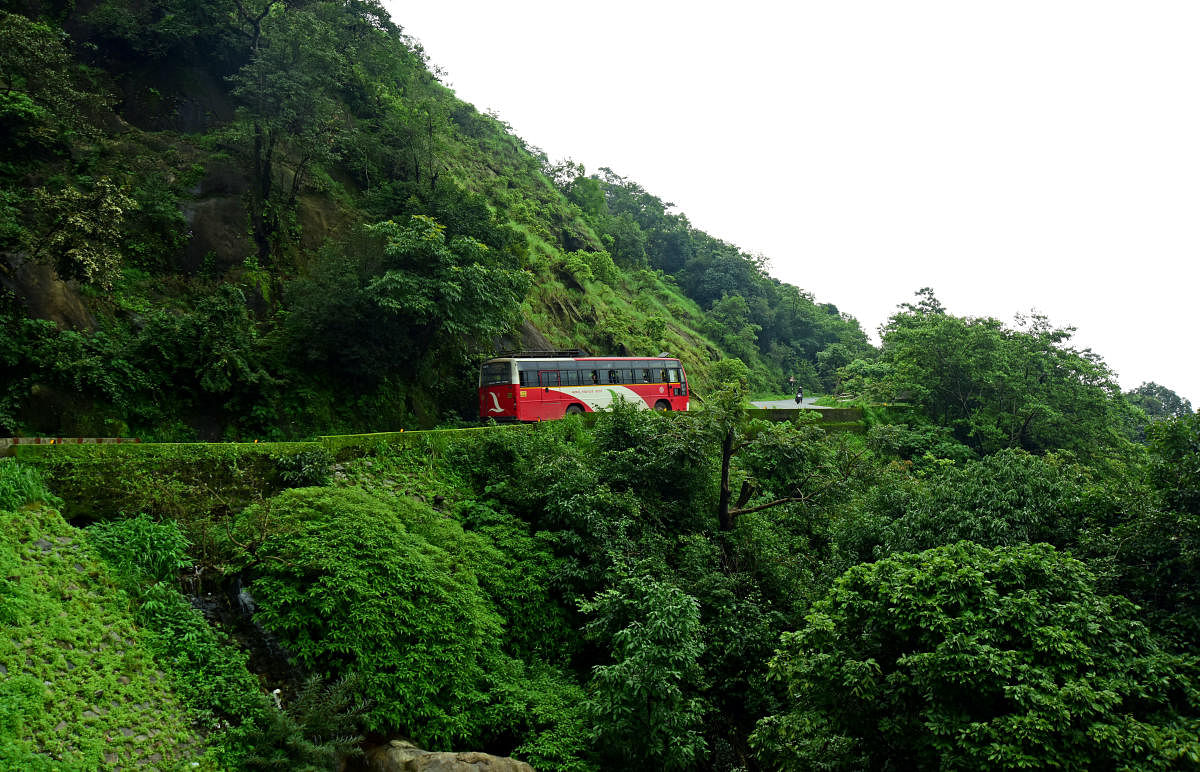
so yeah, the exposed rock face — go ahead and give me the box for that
[493,319,557,354]
[366,740,535,772]
[179,156,252,273]
[1,255,94,330]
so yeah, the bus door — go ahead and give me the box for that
[668,365,688,406]
[537,370,564,418]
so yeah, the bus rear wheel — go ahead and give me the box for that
[566,404,585,415]
[654,400,671,411]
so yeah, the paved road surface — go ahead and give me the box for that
[750,397,830,410]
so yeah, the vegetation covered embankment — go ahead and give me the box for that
[6,388,1200,769]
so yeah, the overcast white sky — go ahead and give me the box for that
[385,1,1200,407]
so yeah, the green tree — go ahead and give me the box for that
[24,178,137,288]
[706,294,761,363]
[871,291,1127,455]
[708,357,751,389]
[229,1,349,261]
[283,215,530,390]
[565,174,607,219]
[872,449,1091,556]
[815,342,855,393]
[1149,411,1200,517]
[230,487,508,745]
[363,214,530,357]
[753,541,1200,770]
[1127,381,1194,420]
[81,0,239,62]
[599,211,647,268]
[581,573,707,770]
[0,11,99,151]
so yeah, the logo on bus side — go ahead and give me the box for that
[488,392,505,413]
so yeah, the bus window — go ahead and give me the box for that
[538,370,560,387]
[639,369,652,383]
[562,369,577,386]
[608,370,622,384]
[667,369,681,383]
[480,361,513,386]
[658,369,669,383]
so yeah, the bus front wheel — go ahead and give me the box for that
[654,400,671,411]
[566,404,585,415]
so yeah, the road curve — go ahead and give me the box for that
[750,397,832,410]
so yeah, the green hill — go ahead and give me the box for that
[0,0,868,441]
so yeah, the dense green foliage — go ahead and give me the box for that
[753,541,1200,770]
[225,485,590,768]
[581,573,707,770]
[15,392,1200,770]
[0,468,208,768]
[284,214,530,392]
[229,488,507,742]
[1128,381,1194,421]
[844,290,1130,456]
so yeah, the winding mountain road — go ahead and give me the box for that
[750,397,830,410]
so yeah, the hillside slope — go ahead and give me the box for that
[0,501,209,768]
[0,0,869,440]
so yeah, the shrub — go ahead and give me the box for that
[237,673,366,771]
[230,487,508,746]
[0,461,60,511]
[579,249,619,285]
[86,515,266,728]
[272,447,334,487]
[873,449,1089,556]
[752,541,1200,770]
[581,573,707,770]
[87,511,190,583]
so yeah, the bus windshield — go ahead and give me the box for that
[480,361,513,386]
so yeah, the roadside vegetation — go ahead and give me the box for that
[7,378,1200,768]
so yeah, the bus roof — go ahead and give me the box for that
[484,356,681,363]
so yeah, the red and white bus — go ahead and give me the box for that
[479,353,690,421]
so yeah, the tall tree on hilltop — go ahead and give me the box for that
[858,289,1130,455]
[1127,382,1194,421]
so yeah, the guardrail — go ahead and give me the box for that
[1,437,141,457]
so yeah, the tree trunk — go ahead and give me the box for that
[250,124,276,263]
[717,427,734,531]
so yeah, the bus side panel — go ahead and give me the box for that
[479,385,518,419]
[520,386,549,422]
[512,385,564,421]
[539,388,572,419]
[626,383,664,408]
[633,383,687,411]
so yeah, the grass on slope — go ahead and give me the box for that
[0,493,208,768]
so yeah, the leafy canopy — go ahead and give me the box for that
[753,541,1200,770]
[283,214,530,388]
[231,487,505,744]
[581,573,707,771]
[859,289,1128,455]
